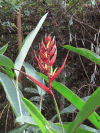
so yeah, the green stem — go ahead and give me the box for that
[36,93,43,133]
[53,96,64,133]
[39,95,43,113]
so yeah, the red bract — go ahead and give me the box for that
[49,40,55,48]
[34,51,48,75]
[22,72,54,97]
[49,46,56,57]
[41,40,46,51]
[49,53,56,67]
[45,34,51,44]
[50,52,69,82]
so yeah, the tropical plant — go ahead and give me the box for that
[1,10,100,133]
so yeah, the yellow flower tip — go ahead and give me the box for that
[47,41,50,48]
[50,66,53,75]
[45,52,47,57]
[53,67,58,75]
[45,64,48,69]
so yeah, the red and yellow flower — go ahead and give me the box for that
[24,34,69,97]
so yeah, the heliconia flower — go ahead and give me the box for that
[34,34,69,94]
[34,34,57,73]
[22,72,54,97]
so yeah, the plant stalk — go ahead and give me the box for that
[53,96,64,133]
[36,90,43,133]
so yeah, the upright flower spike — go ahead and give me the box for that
[34,34,69,94]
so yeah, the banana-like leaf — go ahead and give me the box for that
[0,43,8,54]
[22,97,51,133]
[62,45,100,65]
[15,13,48,77]
[23,62,46,95]
[0,72,29,117]
[38,73,100,130]
[66,87,100,133]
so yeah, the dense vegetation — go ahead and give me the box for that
[0,0,100,132]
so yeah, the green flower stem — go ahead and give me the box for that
[39,95,43,113]
[53,96,64,133]
[36,94,43,133]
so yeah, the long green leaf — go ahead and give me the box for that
[55,123,97,133]
[0,54,14,68]
[15,13,48,77]
[0,72,30,117]
[62,45,100,65]
[38,73,100,130]
[79,124,100,133]
[15,116,36,125]
[22,97,51,133]
[0,66,14,79]
[66,87,100,133]
[15,116,100,133]
[0,44,8,54]
[38,121,100,133]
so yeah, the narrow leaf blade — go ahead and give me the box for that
[0,66,14,79]
[0,72,29,117]
[22,97,51,133]
[66,87,100,133]
[15,13,48,77]
[62,45,100,65]
[0,43,8,54]
[0,54,14,68]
